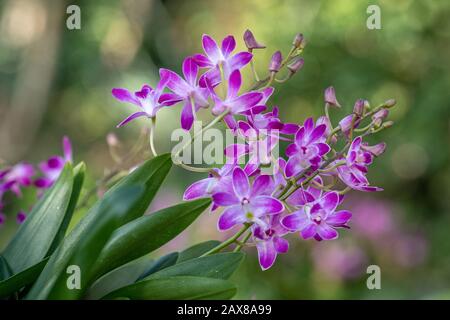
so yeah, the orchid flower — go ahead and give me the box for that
[212,167,284,231]
[193,34,253,87]
[112,70,181,127]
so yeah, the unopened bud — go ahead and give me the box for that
[382,121,394,128]
[362,142,386,157]
[269,51,282,72]
[384,99,396,108]
[243,29,266,50]
[324,86,341,108]
[353,99,366,116]
[293,33,305,49]
[372,109,389,121]
[287,57,304,74]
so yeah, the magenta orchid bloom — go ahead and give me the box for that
[112,70,181,127]
[194,34,253,87]
[285,118,330,178]
[212,167,283,231]
[253,214,289,270]
[207,69,263,130]
[35,136,72,189]
[336,137,383,192]
[161,57,210,130]
[0,162,35,197]
[282,191,352,241]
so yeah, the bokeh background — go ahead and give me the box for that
[1,0,449,299]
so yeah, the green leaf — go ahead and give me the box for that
[47,186,144,300]
[177,240,221,263]
[3,164,74,274]
[25,154,172,300]
[48,162,86,254]
[0,255,13,281]
[137,252,179,281]
[85,256,153,300]
[91,198,211,279]
[0,258,48,298]
[102,276,236,300]
[145,253,244,281]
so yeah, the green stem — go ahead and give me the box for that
[233,231,252,252]
[200,223,252,257]
[149,117,157,157]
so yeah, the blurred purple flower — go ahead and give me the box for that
[35,136,72,189]
[16,211,27,224]
[0,162,35,197]
[212,167,283,231]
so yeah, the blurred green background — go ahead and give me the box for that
[0,0,449,299]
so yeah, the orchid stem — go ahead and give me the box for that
[233,231,252,252]
[149,117,158,157]
[200,223,252,257]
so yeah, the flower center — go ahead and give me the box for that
[241,197,250,205]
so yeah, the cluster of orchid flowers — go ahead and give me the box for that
[112,30,396,270]
[0,137,72,225]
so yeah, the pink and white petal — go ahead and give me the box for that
[223,114,237,130]
[182,57,199,87]
[227,69,241,98]
[285,143,299,157]
[281,212,310,231]
[316,224,338,240]
[281,123,300,135]
[217,205,245,231]
[183,178,212,200]
[251,175,273,197]
[320,191,340,212]
[180,100,194,131]
[315,142,331,156]
[308,124,327,144]
[112,88,140,106]
[192,54,213,68]
[212,192,240,206]
[273,236,289,253]
[199,67,221,87]
[251,196,284,216]
[202,34,222,63]
[231,92,263,113]
[285,156,302,178]
[34,177,53,189]
[294,127,306,146]
[244,160,259,177]
[224,143,248,160]
[326,210,352,227]
[303,117,314,135]
[221,35,236,58]
[159,93,183,106]
[300,223,317,239]
[116,112,148,128]
[228,52,253,71]
[256,240,277,270]
[350,136,362,152]
[161,68,191,96]
[232,167,250,199]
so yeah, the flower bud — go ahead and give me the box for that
[372,109,389,121]
[382,121,394,128]
[353,99,366,116]
[269,51,282,73]
[339,114,360,134]
[287,57,304,74]
[324,86,341,108]
[383,99,396,108]
[243,29,266,50]
[362,142,386,157]
[293,33,305,49]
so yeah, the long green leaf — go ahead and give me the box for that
[0,255,13,281]
[177,240,221,263]
[103,276,236,300]
[3,164,73,274]
[85,256,153,300]
[48,162,86,254]
[91,198,211,278]
[0,258,48,298]
[145,253,244,281]
[136,252,179,281]
[47,186,144,299]
[25,154,172,299]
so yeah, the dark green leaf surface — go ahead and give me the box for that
[145,253,244,281]
[136,252,178,281]
[103,276,236,300]
[91,198,211,278]
[177,240,221,263]
[25,154,172,299]
[3,164,73,274]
